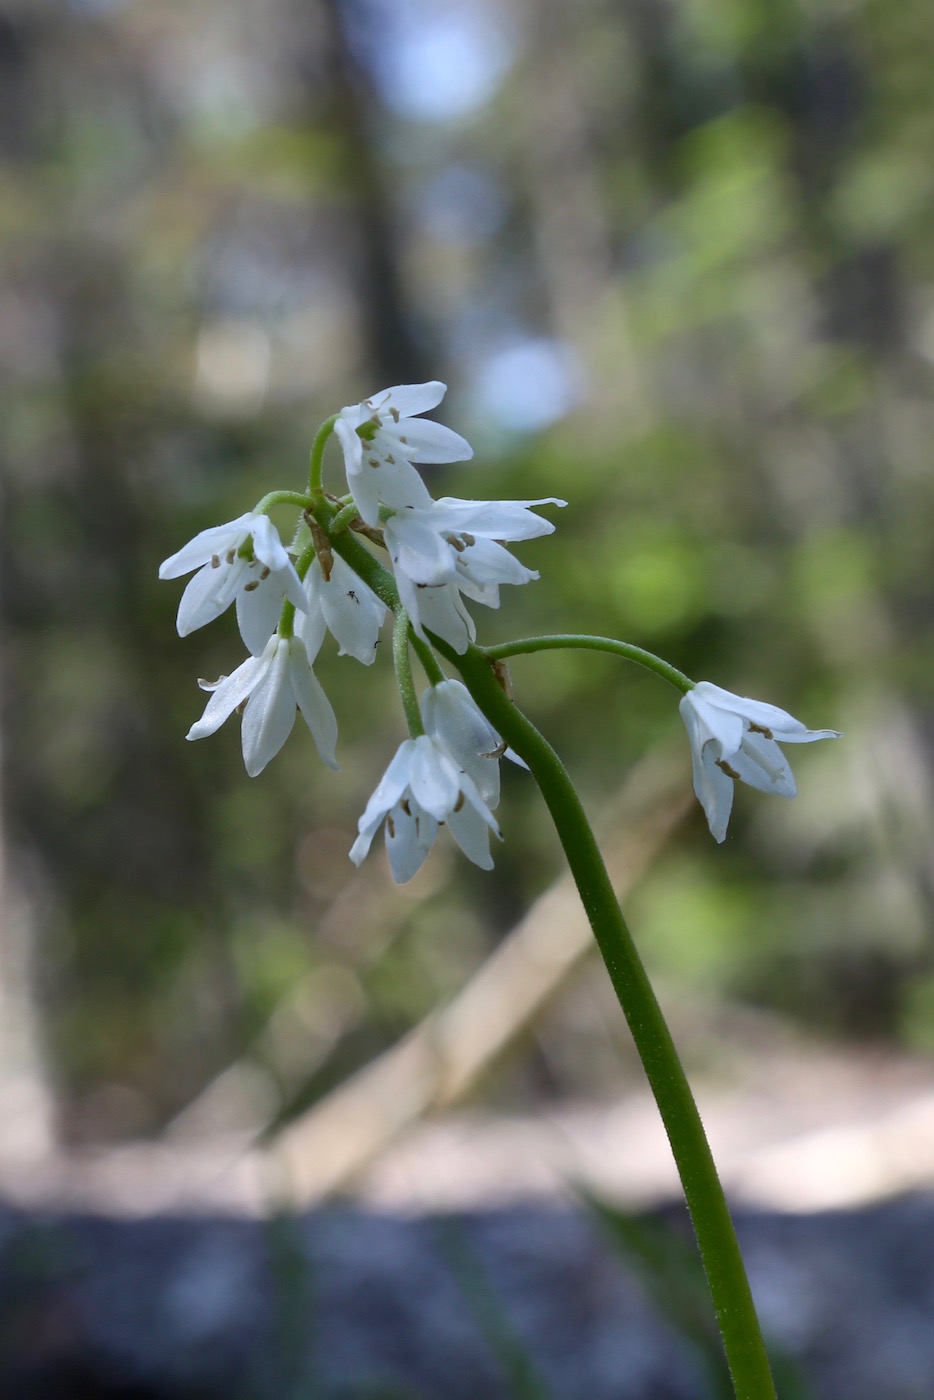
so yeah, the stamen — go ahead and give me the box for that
[243,580,260,592]
[715,758,742,780]
[454,791,465,813]
[389,407,400,423]
[400,798,412,816]
[386,814,395,838]
[748,721,774,740]
[211,554,221,569]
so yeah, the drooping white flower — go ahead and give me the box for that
[296,552,387,665]
[679,681,840,842]
[335,381,473,528]
[187,634,338,776]
[349,732,500,884]
[159,513,306,656]
[421,679,504,808]
[384,496,565,651]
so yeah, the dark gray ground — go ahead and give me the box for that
[0,1197,932,1400]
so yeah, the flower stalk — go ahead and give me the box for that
[445,642,778,1400]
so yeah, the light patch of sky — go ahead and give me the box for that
[471,339,584,434]
[362,0,518,123]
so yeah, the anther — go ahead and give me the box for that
[400,798,411,816]
[244,580,260,592]
[387,814,395,838]
[748,722,774,740]
[389,407,400,423]
[716,758,742,780]
[454,791,466,813]
[211,554,221,569]
[226,549,236,564]
[259,566,271,581]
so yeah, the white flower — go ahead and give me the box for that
[159,513,306,656]
[335,381,473,528]
[421,679,504,808]
[385,496,565,652]
[349,733,500,884]
[296,553,387,665]
[679,681,840,842]
[187,634,338,776]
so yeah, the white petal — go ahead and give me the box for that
[336,415,379,526]
[386,513,455,586]
[295,589,328,663]
[447,802,495,870]
[382,418,473,464]
[455,538,537,590]
[354,740,418,840]
[249,514,291,573]
[319,556,386,664]
[732,733,796,797]
[241,640,296,776]
[406,735,460,820]
[421,681,501,808]
[289,639,339,770]
[432,497,564,539]
[176,561,229,636]
[684,689,745,759]
[414,582,476,653]
[365,441,434,512]
[236,571,286,656]
[158,515,253,579]
[696,745,735,843]
[385,802,438,884]
[186,648,270,741]
[368,381,446,418]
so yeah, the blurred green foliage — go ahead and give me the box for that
[1,0,933,1138]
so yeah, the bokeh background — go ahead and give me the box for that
[2,0,934,1217]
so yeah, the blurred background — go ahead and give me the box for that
[2,0,934,1228]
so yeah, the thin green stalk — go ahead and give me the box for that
[253,489,315,515]
[483,635,693,694]
[393,610,424,738]
[312,508,774,1398]
[309,414,338,494]
[444,645,777,1400]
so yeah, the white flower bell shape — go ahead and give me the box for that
[159,512,306,656]
[297,553,387,665]
[335,382,473,528]
[187,635,338,776]
[679,681,840,842]
[384,496,565,652]
[421,679,504,808]
[349,733,500,883]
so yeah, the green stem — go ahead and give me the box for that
[329,501,361,535]
[484,635,693,694]
[309,414,339,494]
[393,610,424,738]
[253,489,315,515]
[306,511,773,1396]
[441,645,777,1400]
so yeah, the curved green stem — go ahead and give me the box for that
[308,508,774,1397]
[309,414,339,494]
[253,489,315,515]
[483,635,693,694]
[393,610,424,738]
[438,644,777,1400]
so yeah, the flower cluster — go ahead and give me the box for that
[161,378,840,879]
[159,382,558,879]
